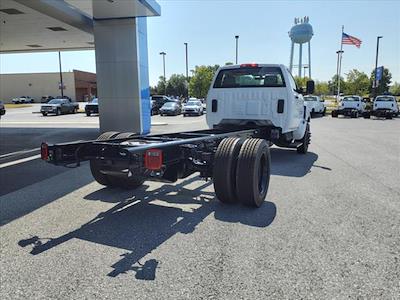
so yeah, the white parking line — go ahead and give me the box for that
[0,154,41,169]
[0,148,40,159]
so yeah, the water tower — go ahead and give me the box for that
[289,16,313,78]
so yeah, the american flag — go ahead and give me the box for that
[342,32,362,48]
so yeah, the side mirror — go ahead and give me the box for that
[306,80,315,94]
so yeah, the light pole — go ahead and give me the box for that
[184,43,188,81]
[235,35,239,64]
[159,51,166,95]
[336,49,344,101]
[374,36,383,97]
[58,51,64,98]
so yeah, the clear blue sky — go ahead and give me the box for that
[1,0,399,86]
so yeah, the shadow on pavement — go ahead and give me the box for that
[18,176,277,281]
[270,149,325,177]
[0,164,95,226]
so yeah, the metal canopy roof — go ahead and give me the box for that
[0,0,161,53]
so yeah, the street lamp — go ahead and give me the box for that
[159,51,166,95]
[336,50,344,101]
[374,36,383,97]
[58,51,64,98]
[184,43,188,81]
[235,35,239,64]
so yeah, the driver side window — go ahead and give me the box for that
[287,70,298,92]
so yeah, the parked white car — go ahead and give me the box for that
[332,95,365,118]
[12,96,34,104]
[183,99,204,116]
[206,63,313,153]
[304,95,326,116]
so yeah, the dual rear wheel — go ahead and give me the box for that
[213,137,271,208]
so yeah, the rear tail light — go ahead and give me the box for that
[41,143,49,160]
[240,63,258,68]
[144,149,163,170]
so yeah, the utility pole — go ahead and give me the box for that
[58,51,64,98]
[374,36,383,98]
[159,51,166,95]
[335,50,344,100]
[235,35,239,64]
[184,43,188,81]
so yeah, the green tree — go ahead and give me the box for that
[294,76,309,89]
[189,65,219,98]
[314,81,329,96]
[389,82,400,96]
[369,67,392,95]
[165,74,188,97]
[344,69,370,96]
[156,76,166,95]
[329,75,346,96]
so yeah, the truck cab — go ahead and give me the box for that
[206,64,312,144]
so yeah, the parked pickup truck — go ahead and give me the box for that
[331,95,365,118]
[40,98,79,116]
[303,95,326,116]
[41,63,314,208]
[85,98,99,116]
[363,95,399,119]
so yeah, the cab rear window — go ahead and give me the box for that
[213,67,286,88]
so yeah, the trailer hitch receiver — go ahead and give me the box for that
[144,149,163,170]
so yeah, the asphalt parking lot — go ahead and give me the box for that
[0,107,399,299]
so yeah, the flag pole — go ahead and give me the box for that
[336,25,344,101]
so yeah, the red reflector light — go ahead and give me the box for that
[240,63,259,68]
[41,142,49,160]
[144,149,163,170]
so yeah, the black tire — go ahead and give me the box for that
[322,108,326,116]
[90,160,111,186]
[183,114,186,117]
[97,131,120,141]
[86,112,91,116]
[331,110,338,118]
[297,123,310,154]
[362,112,371,119]
[56,108,60,116]
[386,114,392,120]
[213,138,242,204]
[72,108,77,114]
[236,139,271,208]
[114,132,137,139]
[42,112,47,116]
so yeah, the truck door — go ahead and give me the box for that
[286,70,303,127]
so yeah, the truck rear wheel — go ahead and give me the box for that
[236,139,270,207]
[297,123,310,154]
[331,110,338,118]
[114,132,137,139]
[213,137,242,204]
[97,131,120,141]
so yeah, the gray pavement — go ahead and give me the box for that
[0,110,399,299]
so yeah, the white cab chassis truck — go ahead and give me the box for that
[303,95,326,116]
[363,95,399,119]
[331,95,365,118]
[207,64,313,150]
[41,63,314,208]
